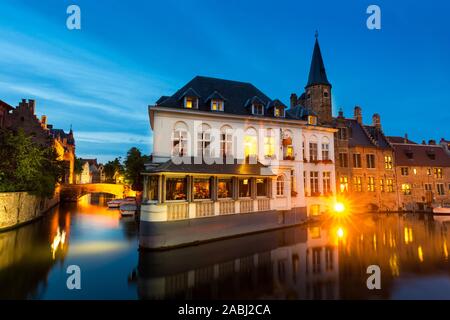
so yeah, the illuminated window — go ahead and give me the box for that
[239,178,252,198]
[193,178,211,200]
[339,176,349,193]
[427,168,432,176]
[353,153,362,168]
[384,155,393,169]
[308,116,317,125]
[366,154,376,168]
[323,172,331,195]
[256,178,268,197]
[434,168,443,179]
[353,176,362,192]
[401,183,411,195]
[211,99,224,111]
[274,106,284,117]
[380,179,384,192]
[184,96,197,109]
[309,143,318,162]
[218,178,233,198]
[253,103,264,115]
[321,142,330,160]
[310,171,319,195]
[386,179,394,192]
[284,145,294,160]
[401,167,409,176]
[264,129,275,158]
[276,175,285,196]
[172,129,187,157]
[166,177,187,201]
[368,176,375,192]
[437,183,445,195]
[244,128,258,159]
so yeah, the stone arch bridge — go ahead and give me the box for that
[60,183,132,202]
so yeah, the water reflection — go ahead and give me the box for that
[1,196,450,299]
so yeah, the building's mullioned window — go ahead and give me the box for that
[193,178,211,200]
[337,127,348,140]
[424,183,432,192]
[384,155,393,169]
[353,153,362,168]
[339,153,348,167]
[322,143,330,161]
[310,171,319,196]
[239,178,252,198]
[367,176,375,192]
[244,129,258,160]
[274,106,284,117]
[256,178,268,197]
[253,103,264,116]
[401,183,412,195]
[218,178,233,198]
[437,183,445,195]
[184,96,198,109]
[146,176,159,201]
[172,130,188,157]
[211,99,224,111]
[309,143,318,162]
[386,179,394,192]
[166,177,187,201]
[339,176,349,193]
[323,172,331,195]
[401,167,409,176]
[380,179,384,192]
[366,154,376,168]
[427,168,432,176]
[276,175,285,196]
[353,176,363,192]
[197,131,211,157]
[308,116,317,125]
[264,129,275,158]
[220,132,233,157]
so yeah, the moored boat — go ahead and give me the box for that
[433,203,450,215]
[107,196,136,209]
[120,203,137,216]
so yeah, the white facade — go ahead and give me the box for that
[149,106,336,215]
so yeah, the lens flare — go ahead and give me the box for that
[334,202,345,213]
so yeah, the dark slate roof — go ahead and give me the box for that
[81,158,99,167]
[334,118,392,149]
[155,76,290,118]
[144,157,275,176]
[50,128,75,145]
[387,136,417,144]
[286,104,317,120]
[392,144,450,167]
[306,38,331,88]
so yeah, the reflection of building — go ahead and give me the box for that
[137,226,339,299]
[3,99,75,184]
[388,136,450,211]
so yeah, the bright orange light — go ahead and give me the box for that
[334,202,345,213]
[337,227,344,238]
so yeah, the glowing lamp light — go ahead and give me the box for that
[334,202,345,213]
[337,227,344,238]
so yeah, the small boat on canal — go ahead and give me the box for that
[432,203,450,216]
[107,196,136,209]
[120,203,137,216]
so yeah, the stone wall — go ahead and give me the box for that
[0,191,60,231]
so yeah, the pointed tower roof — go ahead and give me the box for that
[306,34,331,88]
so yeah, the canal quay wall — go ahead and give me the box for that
[0,191,60,231]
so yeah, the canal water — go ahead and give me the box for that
[1,194,450,300]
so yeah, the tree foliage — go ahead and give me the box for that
[104,157,124,183]
[124,147,150,191]
[0,129,64,198]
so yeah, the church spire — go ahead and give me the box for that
[306,34,331,88]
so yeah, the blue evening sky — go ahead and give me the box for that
[0,0,448,163]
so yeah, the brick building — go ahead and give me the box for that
[388,136,450,210]
[0,100,14,129]
[4,99,76,184]
[290,36,397,212]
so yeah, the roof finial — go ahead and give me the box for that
[315,30,318,39]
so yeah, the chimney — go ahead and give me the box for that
[354,106,362,124]
[428,139,436,145]
[41,115,47,129]
[290,93,297,108]
[372,113,381,129]
[404,133,408,144]
[422,140,426,145]
[338,108,344,119]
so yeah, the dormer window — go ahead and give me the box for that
[253,103,264,116]
[211,99,224,111]
[308,115,317,125]
[184,96,198,109]
[274,106,284,118]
